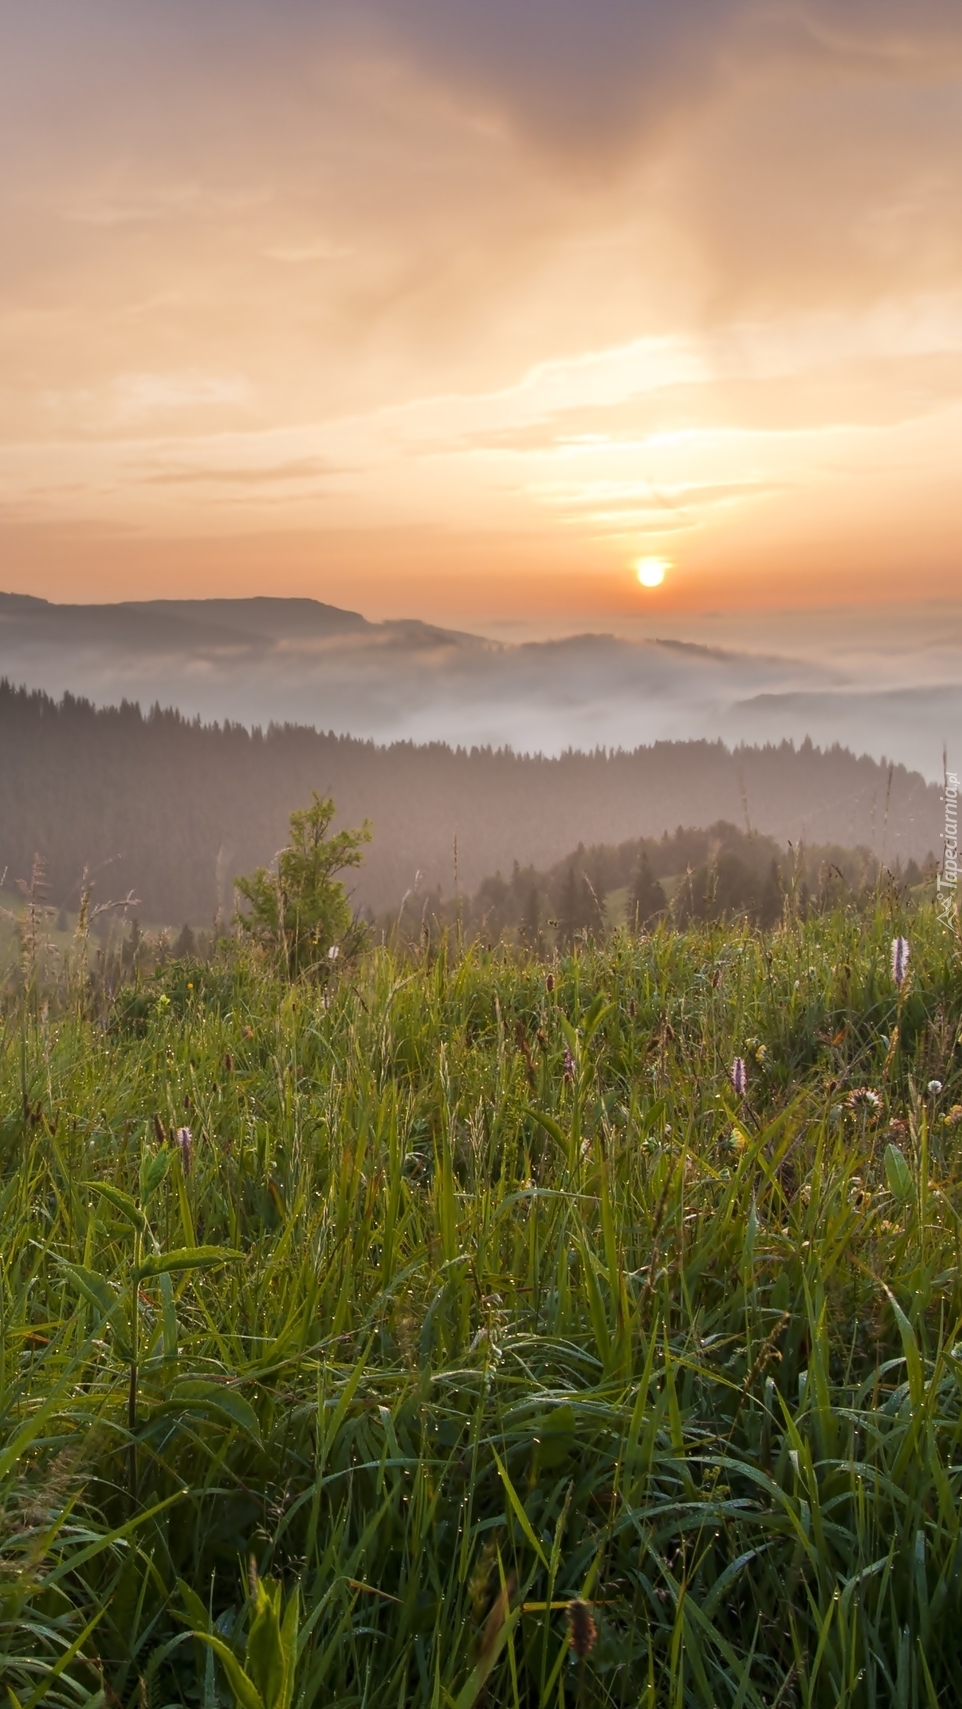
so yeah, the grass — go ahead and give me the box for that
[2,900,962,1707]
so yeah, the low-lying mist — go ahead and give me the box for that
[0,674,942,926]
[0,592,958,780]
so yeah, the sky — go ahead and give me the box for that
[1,0,962,632]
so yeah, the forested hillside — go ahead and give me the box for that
[410,820,928,949]
[0,679,941,924]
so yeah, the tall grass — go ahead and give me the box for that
[2,902,961,1706]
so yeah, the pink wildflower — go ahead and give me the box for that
[891,936,910,986]
[177,1126,193,1175]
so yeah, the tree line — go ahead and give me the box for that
[387,819,932,949]
[0,678,941,928]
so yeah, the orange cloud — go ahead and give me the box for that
[1,1,961,627]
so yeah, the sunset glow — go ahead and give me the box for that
[1,3,960,627]
[636,558,669,589]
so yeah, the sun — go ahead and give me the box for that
[635,556,669,589]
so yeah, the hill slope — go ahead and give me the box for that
[0,680,940,923]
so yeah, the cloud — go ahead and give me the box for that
[1,1,962,620]
[137,456,347,487]
[320,1,962,161]
[265,242,354,264]
[113,372,253,421]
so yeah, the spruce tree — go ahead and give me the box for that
[520,884,543,952]
[629,852,667,930]
[556,861,601,949]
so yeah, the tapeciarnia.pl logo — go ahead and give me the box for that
[938,767,959,929]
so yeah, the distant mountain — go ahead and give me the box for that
[0,679,941,925]
[0,591,956,778]
[0,591,472,648]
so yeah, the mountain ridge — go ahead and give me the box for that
[0,591,956,779]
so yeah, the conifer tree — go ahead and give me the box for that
[520,884,543,953]
[556,860,601,949]
[629,852,667,930]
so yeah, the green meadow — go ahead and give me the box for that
[3,900,962,1707]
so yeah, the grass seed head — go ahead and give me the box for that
[478,1571,517,1664]
[566,1599,598,1659]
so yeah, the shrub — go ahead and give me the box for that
[234,792,371,977]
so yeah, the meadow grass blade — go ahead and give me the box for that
[3,904,962,1702]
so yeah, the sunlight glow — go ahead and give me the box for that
[636,557,669,588]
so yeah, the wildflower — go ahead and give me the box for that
[926,1079,943,1096]
[563,1045,575,1082]
[328,944,339,961]
[729,1125,748,1151]
[755,1044,768,1064]
[891,936,910,986]
[845,1087,882,1116]
[731,1056,747,1096]
[943,1104,962,1127]
[545,972,555,994]
[177,1126,193,1174]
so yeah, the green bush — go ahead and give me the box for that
[234,792,371,978]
